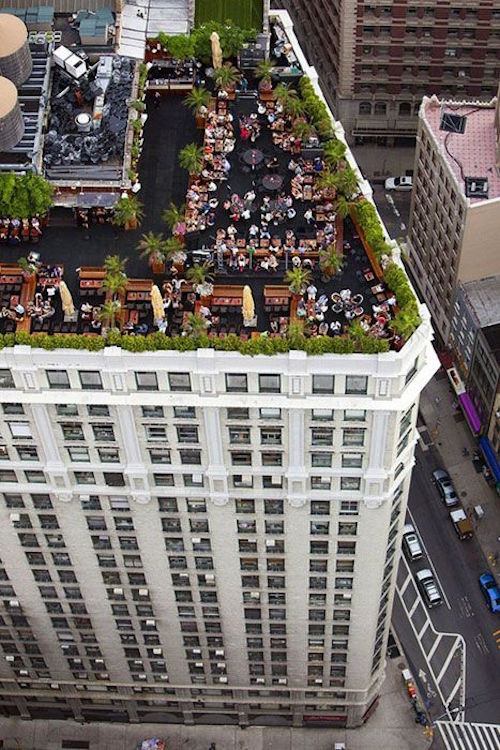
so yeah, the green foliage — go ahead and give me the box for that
[184,86,212,115]
[137,231,168,265]
[383,261,421,339]
[104,255,128,277]
[332,167,358,199]
[351,199,392,261]
[178,142,205,175]
[319,244,341,278]
[186,260,215,287]
[323,138,347,168]
[213,62,241,90]
[284,267,312,295]
[297,76,333,140]
[129,99,146,112]
[165,34,195,60]
[112,195,144,227]
[0,173,52,217]
[255,58,276,83]
[274,83,304,118]
[195,0,262,30]
[162,201,186,231]
[191,20,256,64]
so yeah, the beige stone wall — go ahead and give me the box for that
[458,199,500,282]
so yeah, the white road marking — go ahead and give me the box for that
[408,597,420,617]
[399,572,413,595]
[418,620,429,639]
[427,633,442,660]
[446,676,462,707]
[436,639,460,683]
[407,507,452,610]
[474,633,490,655]
[458,596,475,619]
[400,222,406,230]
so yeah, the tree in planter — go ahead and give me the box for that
[166,34,194,61]
[333,167,359,198]
[164,236,187,269]
[293,119,315,142]
[286,319,306,349]
[162,201,186,236]
[103,268,128,300]
[391,304,420,341]
[184,86,212,118]
[334,194,355,219]
[104,255,128,277]
[0,173,53,218]
[178,143,204,176]
[255,58,276,93]
[316,170,337,193]
[285,267,312,296]
[137,231,168,270]
[17,256,37,278]
[274,83,304,119]
[319,244,341,281]
[213,62,241,92]
[183,311,209,336]
[186,261,215,297]
[191,21,256,65]
[323,138,347,169]
[98,300,122,331]
[112,195,144,230]
[129,99,146,113]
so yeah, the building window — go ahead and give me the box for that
[344,409,365,421]
[262,452,282,466]
[236,498,255,513]
[260,428,282,446]
[259,374,280,393]
[233,474,253,488]
[311,428,333,446]
[145,425,167,441]
[61,423,84,441]
[46,370,70,389]
[25,470,45,483]
[74,471,95,485]
[340,477,361,491]
[16,446,38,461]
[174,406,195,419]
[149,448,171,464]
[154,474,175,487]
[0,470,17,482]
[312,375,335,394]
[135,372,158,391]
[8,422,32,439]
[78,371,103,390]
[0,370,15,388]
[311,409,333,421]
[311,476,331,490]
[225,374,247,392]
[311,453,332,468]
[143,406,164,419]
[180,449,202,465]
[340,500,359,515]
[259,407,281,420]
[168,373,191,392]
[231,451,252,466]
[338,522,357,536]
[68,447,90,462]
[92,424,115,442]
[341,453,363,468]
[55,404,78,417]
[343,428,365,446]
[311,501,330,515]
[345,375,368,395]
[88,404,109,417]
[405,359,418,385]
[229,427,251,444]
[177,425,199,443]
[374,101,386,115]
[359,101,372,115]
[99,448,120,463]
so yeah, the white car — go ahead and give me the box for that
[402,523,423,561]
[416,569,442,608]
[384,176,413,191]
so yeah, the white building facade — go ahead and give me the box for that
[0,316,438,728]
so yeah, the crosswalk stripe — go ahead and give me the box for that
[436,721,500,750]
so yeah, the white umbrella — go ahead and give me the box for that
[59,280,75,317]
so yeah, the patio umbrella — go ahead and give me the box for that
[210,31,223,69]
[59,281,75,317]
[150,284,164,320]
[242,285,255,326]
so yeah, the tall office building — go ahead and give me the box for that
[272,0,499,144]
[0,8,438,730]
[407,94,500,344]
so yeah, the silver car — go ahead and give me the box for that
[402,524,423,561]
[432,468,459,507]
[416,569,442,608]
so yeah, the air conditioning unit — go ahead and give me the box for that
[255,677,265,684]
[266,540,275,547]
[50,683,59,689]
[315,678,322,684]
[9,599,20,608]
[138,673,147,680]
[138,588,149,597]
[215,649,224,656]
[113,587,123,595]
[192,474,203,484]
[134,659,143,665]
[270,476,282,486]
[180,573,189,579]
[5,655,14,662]
[74,658,82,664]
[458,70,466,77]
[250,592,260,599]
[159,674,169,681]
[216,662,225,669]
[278,678,287,685]
[192,648,201,655]
[146,619,155,627]
[9,513,20,523]
[192,538,201,544]
[218,676,228,683]
[80,494,90,501]
[95,659,104,664]
[153,648,162,656]
[195,661,203,667]
[205,574,215,581]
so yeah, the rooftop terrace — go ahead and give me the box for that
[0,20,420,355]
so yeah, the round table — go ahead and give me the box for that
[262,174,284,191]
[242,148,264,168]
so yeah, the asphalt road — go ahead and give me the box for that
[371,184,412,240]
[393,443,500,725]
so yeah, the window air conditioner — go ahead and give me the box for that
[50,683,59,689]
[195,661,203,667]
[218,676,228,683]
[146,619,155,627]
[153,648,162,656]
[9,599,19,608]
[250,592,260,599]
[315,678,322,684]
[278,678,287,685]
[134,660,143,665]
[270,476,281,486]
[192,649,201,654]
[80,494,90,501]
[95,659,104,664]
[9,513,20,523]
[266,540,275,547]
[5,655,14,662]
[138,588,149,596]
[113,587,123,595]
[192,538,201,544]
[205,574,215,581]
[20,669,29,676]
[217,662,226,669]
[241,474,251,483]
[215,649,224,656]
[192,474,203,483]
[255,677,265,684]
[159,674,169,681]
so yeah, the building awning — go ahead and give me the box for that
[76,192,120,209]
[458,393,481,435]
[478,436,500,485]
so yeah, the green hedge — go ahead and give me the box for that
[0,173,52,217]
[298,76,334,140]
[0,329,389,356]
[351,199,393,261]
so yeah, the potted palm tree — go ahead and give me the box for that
[285,267,312,297]
[17,256,37,280]
[333,167,359,199]
[98,299,122,332]
[137,231,168,274]
[178,143,204,177]
[213,62,241,97]
[334,194,355,219]
[274,83,304,119]
[112,195,144,231]
[186,261,215,298]
[255,58,276,95]
[164,236,187,274]
[316,170,337,198]
[293,119,315,143]
[104,255,127,277]
[183,311,209,336]
[184,86,212,128]
[162,201,186,240]
[103,268,128,301]
[319,244,341,282]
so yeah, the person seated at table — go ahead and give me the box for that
[229,207,240,222]
[303,257,315,271]
[248,224,260,239]
[241,208,251,221]
[199,304,211,319]
[270,319,279,333]
[259,255,270,272]
[287,207,297,220]
[91,308,101,329]
[307,282,318,301]
[268,254,279,272]
[288,158,302,174]
[238,253,248,272]
[260,222,271,240]
[313,157,324,173]
[266,156,279,171]
[317,294,329,311]
[297,239,307,254]
[296,299,306,318]
[292,255,302,268]
[387,294,397,306]
[318,321,329,336]
[330,320,341,334]
[304,207,314,224]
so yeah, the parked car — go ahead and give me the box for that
[478,572,500,613]
[449,508,473,540]
[384,176,413,191]
[402,524,423,561]
[416,569,442,608]
[432,468,459,507]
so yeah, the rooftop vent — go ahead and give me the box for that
[464,177,489,199]
[440,112,467,134]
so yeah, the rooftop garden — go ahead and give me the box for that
[0,21,420,357]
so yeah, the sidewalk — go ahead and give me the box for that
[418,369,500,582]
[0,658,429,750]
